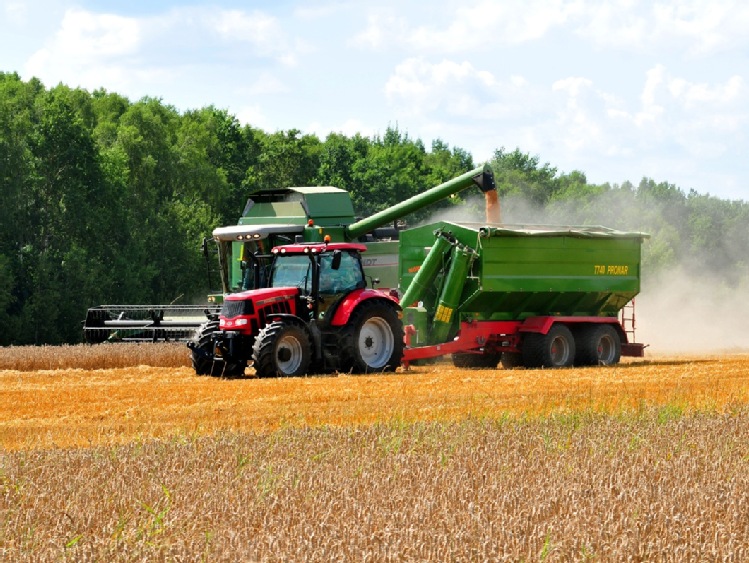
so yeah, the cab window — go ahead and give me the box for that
[318,251,364,294]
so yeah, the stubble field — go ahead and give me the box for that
[2,344,749,561]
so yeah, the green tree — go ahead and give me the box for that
[491,147,560,205]
[243,129,322,193]
[349,126,427,220]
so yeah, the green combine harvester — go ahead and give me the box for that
[83,165,495,343]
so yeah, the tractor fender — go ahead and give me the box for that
[329,289,401,327]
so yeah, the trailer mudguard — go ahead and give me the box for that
[519,316,626,339]
[328,289,401,326]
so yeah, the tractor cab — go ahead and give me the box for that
[268,242,367,321]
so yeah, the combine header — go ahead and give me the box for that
[83,304,220,343]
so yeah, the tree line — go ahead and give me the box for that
[1,72,747,345]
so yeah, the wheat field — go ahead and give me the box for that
[2,345,749,561]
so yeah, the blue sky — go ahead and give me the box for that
[2,0,748,201]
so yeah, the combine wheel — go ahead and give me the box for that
[253,321,312,378]
[340,301,403,374]
[522,324,576,369]
[575,325,621,366]
[452,352,501,368]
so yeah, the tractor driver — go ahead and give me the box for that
[319,251,364,295]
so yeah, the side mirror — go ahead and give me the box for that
[331,250,342,270]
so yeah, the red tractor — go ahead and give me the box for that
[188,242,404,377]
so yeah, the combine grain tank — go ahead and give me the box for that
[399,221,648,368]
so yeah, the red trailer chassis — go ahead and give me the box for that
[402,316,646,367]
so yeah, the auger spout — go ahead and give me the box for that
[344,163,495,241]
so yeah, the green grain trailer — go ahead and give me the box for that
[399,221,648,368]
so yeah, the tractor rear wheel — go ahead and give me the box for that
[340,301,403,374]
[253,321,312,378]
[522,324,576,368]
[575,325,621,366]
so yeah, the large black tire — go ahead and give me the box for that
[500,352,524,369]
[522,324,576,368]
[190,320,221,376]
[575,324,621,366]
[190,320,247,377]
[339,301,404,374]
[452,352,501,368]
[252,321,312,378]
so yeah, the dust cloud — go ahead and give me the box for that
[637,269,749,354]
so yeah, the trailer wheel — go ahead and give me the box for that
[452,352,501,368]
[522,324,576,368]
[340,301,403,373]
[500,352,524,369]
[576,325,621,366]
[253,321,312,378]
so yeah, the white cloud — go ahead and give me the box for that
[235,103,271,129]
[551,77,602,151]
[211,9,298,65]
[245,72,290,96]
[576,0,749,55]
[354,0,577,52]
[385,57,539,120]
[4,0,747,200]
[25,8,141,92]
[353,0,749,56]
[574,1,650,50]
[351,11,407,49]
[545,64,749,182]
[28,8,139,65]
[3,1,29,24]
[21,5,305,102]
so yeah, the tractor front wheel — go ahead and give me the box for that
[190,320,221,376]
[253,321,312,378]
[190,320,247,377]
